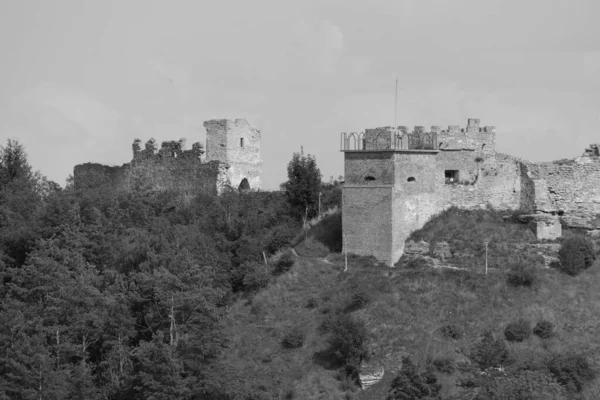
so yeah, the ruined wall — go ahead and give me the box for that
[73,163,129,190]
[436,152,523,211]
[522,154,600,228]
[74,118,262,195]
[436,118,495,154]
[204,119,262,190]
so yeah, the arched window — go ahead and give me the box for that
[364,176,376,181]
[238,178,250,191]
[407,177,416,182]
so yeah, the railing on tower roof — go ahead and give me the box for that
[340,128,438,151]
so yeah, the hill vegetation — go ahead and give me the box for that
[1,139,599,399]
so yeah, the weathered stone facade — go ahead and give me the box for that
[74,118,262,194]
[340,119,600,266]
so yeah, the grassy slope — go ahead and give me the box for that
[219,209,600,399]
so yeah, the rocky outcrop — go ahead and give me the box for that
[403,240,430,256]
[359,360,385,390]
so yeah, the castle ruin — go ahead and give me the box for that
[73,118,262,195]
[341,118,600,266]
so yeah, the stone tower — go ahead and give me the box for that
[203,118,262,190]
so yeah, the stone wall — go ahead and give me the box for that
[204,119,262,190]
[341,119,600,266]
[342,186,394,263]
[523,155,600,228]
[73,118,262,195]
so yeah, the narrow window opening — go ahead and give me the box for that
[364,176,376,181]
[240,138,244,147]
[407,177,416,182]
[445,170,459,184]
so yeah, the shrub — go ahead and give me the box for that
[241,262,270,291]
[282,327,305,349]
[295,237,329,257]
[307,211,342,252]
[547,353,596,393]
[533,319,555,339]
[273,250,295,275]
[264,224,297,255]
[305,297,319,309]
[327,314,369,373]
[432,356,455,374]
[387,357,441,400]
[557,236,596,276]
[504,318,532,342]
[440,324,462,340]
[507,263,536,287]
[470,330,510,370]
[347,290,370,311]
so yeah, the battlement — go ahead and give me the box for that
[132,138,204,160]
[340,118,495,152]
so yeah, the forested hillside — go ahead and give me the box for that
[2,139,599,400]
[0,140,340,399]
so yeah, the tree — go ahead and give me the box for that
[282,152,322,219]
[0,139,32,186]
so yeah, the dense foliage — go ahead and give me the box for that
[282,152,323,219]
[0,140,311,399]
[557,235,596,276]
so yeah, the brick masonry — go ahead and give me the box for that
[341,119,598,266]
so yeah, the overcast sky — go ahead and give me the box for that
[1,0,599,189]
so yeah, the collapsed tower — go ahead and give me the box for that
[73,118,262,195]
[204,119,262,191]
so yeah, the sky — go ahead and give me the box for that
[1,0,599,190]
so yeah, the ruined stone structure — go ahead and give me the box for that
[74,119,262,195]
[340,118,600,266]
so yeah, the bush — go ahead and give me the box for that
[295,237,329,257]
[273,250,295,275]
[305,297,319,309]
[504,318,532,342]
[282,327,305,349]
[533,319,555,339]
[440,324,462,340]
[432,356,455,374]
[327,314,369,372]
[558,236,596,276]
[264,224,297,255]
[347,290,370,311]
[470,330,510,370]
[387,357,441,400]
[241,262,270,291]
[307,211,342,252]
[547,353,596,393]
[507,263,536,287]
